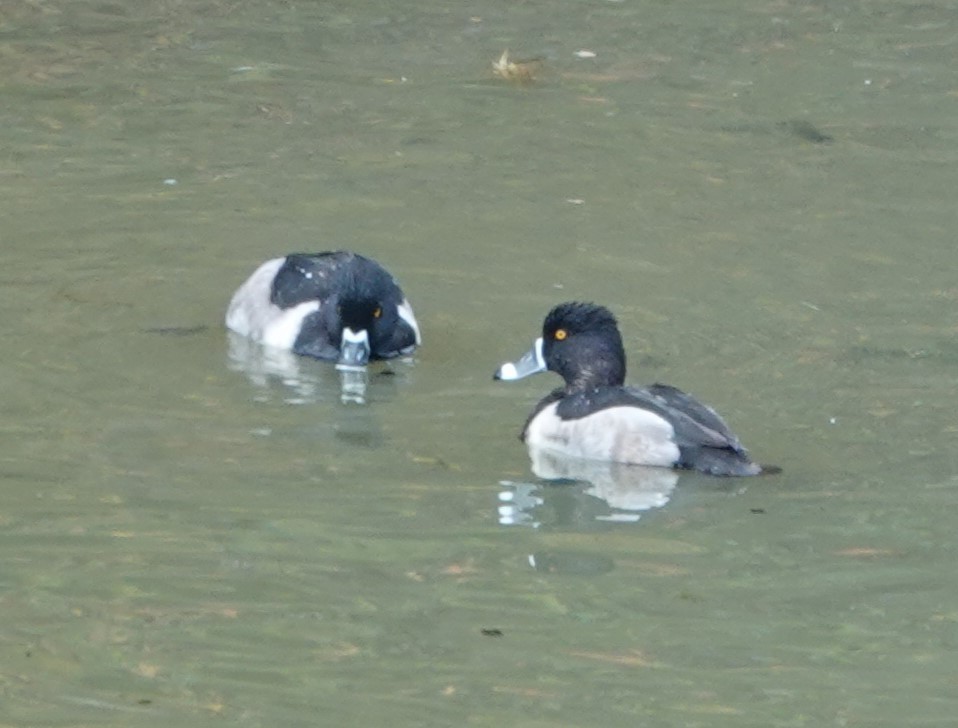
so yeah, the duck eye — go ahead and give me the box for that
[373,307,382,319]
[554,329,567,341]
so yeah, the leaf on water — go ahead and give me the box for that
[491,50,544,83]
[440,560,478,577]
[134,662,159,678]
[409,453,459,470]
[314,642,360,660]
[681,703,744,715]
[834,547,898,558]
[930,612,958,622]
[617,560,689,577]
[567,649,654,667]
[492,685,559,699]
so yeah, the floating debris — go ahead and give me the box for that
[778,119,834,144]
[142,325,208,336]
[492,50,543,83]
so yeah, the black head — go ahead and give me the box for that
[333,259,415,364]
[279,251,419,365]
[338,295,400,350]
[541,302,627,390]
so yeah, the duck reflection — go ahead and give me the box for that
[498,446,679,528]
[227,331,413,406]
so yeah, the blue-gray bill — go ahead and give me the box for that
[494,337,547,381]
[336,327,371,371]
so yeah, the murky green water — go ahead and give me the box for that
[3,0,958,725]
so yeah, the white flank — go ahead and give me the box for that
[525,403,680,467]
[225,258,321,350]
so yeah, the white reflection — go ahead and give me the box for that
[227,332,368,404]
[530,447,678,516]
[338,368,369,405]
[498,446,679,527]
[497,482,544,527]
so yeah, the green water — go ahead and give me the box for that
[2,1,957,725]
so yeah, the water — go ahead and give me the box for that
[2,0,958,725]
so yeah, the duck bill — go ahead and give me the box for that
[336,327,371,371]
[494,337,546,381]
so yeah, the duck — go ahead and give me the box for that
[493,302,774,476]
[226,251,421,369]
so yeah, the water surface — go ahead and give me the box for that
[2,1,958,725]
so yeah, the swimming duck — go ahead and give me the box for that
[226,251,420,369]
[494,302,772,476]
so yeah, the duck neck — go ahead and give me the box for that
[562,340,626,393]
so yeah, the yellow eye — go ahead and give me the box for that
[554,329,567,341]
[373,307,382,319]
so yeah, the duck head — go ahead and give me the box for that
[336,296,399,370]
[494,302,627,391]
